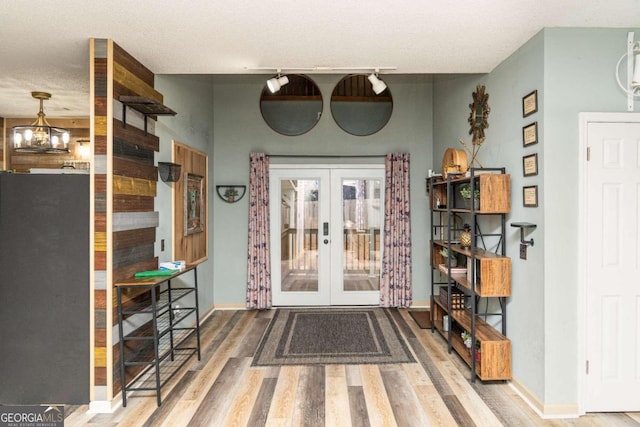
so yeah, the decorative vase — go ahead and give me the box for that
[460,224,472,248]
[447,257,457,267]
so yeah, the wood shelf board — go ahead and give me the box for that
[432,302,512,380]
[432,241,508,260]
[119,96,177,116]
[433,299,507,343]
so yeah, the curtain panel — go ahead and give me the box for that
[246,153,272,309]
[380,153,412,308]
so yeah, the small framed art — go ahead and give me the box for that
[523,185,538,207]
[522,122,538,147]
[522,90,538,117]
[523,153,538,177]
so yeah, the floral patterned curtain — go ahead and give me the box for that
[380,153,412,308]
[246,153,271,309]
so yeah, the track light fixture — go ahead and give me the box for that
[266,71,290,93]
[367,71,387,95]
[615,31,640,111]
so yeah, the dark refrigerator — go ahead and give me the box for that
[0,172,90,404]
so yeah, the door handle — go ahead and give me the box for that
[324,239,329,244]
[323,222,329,236]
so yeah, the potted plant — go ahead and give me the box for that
[461,330,472,349]
[224,187,239,202]
[440,247,457,267]
[461,330,481,360]
[460,185,480,210]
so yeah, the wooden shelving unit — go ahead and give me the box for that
[427,168,512,382]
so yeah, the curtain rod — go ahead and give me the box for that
[266,154,387,158]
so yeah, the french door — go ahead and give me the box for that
[270,166,384,306]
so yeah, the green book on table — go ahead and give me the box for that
[134,269,179,278]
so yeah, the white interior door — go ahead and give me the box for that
[584,118,640,411]
[270,166,384,306]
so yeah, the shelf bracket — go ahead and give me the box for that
[510,222,536,246]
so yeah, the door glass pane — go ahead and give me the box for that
[280,179,319,292]
[342,178,381,291]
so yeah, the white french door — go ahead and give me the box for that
[270,166,384,306]
[581,115,640,412]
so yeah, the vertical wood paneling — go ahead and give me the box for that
[92,39,165,403]
[91,39,109,397]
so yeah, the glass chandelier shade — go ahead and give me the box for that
[13,92,70,153]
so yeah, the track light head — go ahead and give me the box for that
[367,73,387,95]
[267,75,290,93]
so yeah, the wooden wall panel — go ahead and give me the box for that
[91,38,110,394]
[1,117,5,169]
[113,195,154,212]
[113,43,154,87]
[113,119,160,152]
[173,141,208,265]
[114,157,157,181]
[113,228,156,249]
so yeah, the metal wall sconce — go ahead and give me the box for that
[216,185,247,203]
[158,162,181,182]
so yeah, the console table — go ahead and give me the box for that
[116,265,201,406]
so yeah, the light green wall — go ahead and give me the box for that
[434,27,639,410]
[155,75,215,311]
[541,27,639,406]
[433,31,547,400]
[211,74,434,305]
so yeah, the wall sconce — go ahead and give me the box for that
[615,31,640,111]
[216,185,246,203]
[267,70,290,93]
[368,71,388,95]
[158,162,182,182]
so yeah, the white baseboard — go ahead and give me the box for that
[509,378,579,419]
[213,303,248,310]
[88,399,120,414]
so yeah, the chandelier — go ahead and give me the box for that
[13,92,70,153]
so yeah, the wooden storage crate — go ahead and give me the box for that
[439,286,465,310]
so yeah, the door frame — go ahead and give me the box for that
[270,163,384,306]
[577,112,640,413]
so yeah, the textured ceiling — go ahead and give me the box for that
[0,0,638,117]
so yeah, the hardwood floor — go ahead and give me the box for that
[65,309,640,426]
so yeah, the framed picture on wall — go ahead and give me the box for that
[522,122,538,147]
[184,173,205,235]
[523,153,538,177]
[522,90,538,117]
[523,185,538,207]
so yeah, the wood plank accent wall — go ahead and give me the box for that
[1,118,5,169]
[91,38,165,404]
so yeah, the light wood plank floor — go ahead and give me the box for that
[65,309,640,426]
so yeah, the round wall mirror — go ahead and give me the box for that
[260,74,323,136]
[468,84,490,145]
[330,74,393,136]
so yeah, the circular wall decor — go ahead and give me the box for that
[330,74,393,136]
[259,74,323,136]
